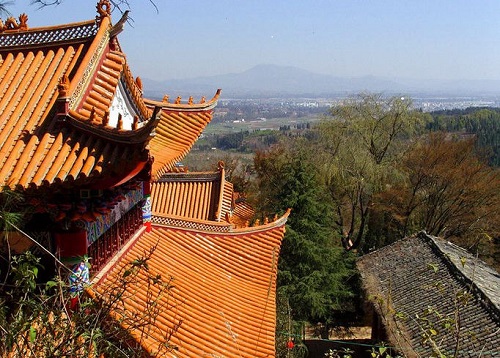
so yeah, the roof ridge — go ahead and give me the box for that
[158,171,221,181]
[152,209,290,234]
[0,20,98,50]
[144,89,221,111]
[418,231,500,322]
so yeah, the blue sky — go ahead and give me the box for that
[5,1,500,81]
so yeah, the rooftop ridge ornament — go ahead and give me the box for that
[96,0,112,24]
[0,13,28,33]
[58,75,70,98]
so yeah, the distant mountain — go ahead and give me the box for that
[142,64,500,99]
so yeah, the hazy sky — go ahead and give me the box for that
[5,1,500,81]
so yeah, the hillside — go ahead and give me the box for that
[142,64,500,99]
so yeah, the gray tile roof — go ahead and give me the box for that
[357,232,500,357]
[0,22,97,49]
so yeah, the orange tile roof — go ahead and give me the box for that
[220,178,234,221]
[0,19,95,189]
[151,172,222,221]
[93,212,289,357]
[0,8,219,190]
[150,163,234,222]
[0,14,150,190]
[232,200,256,228]
[146,91,221,180]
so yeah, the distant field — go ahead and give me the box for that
[183,113,326,171]
[203,114,324,135]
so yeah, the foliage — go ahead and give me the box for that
[0,188,25,232]
[426,107,500,166]
[194,129,280,153]
[369,343,401,358]
[330,93,423,164]
[324,347,353,357]
[0,245,179,357]
[254,139,360,336]
[377,132,500,260]
[275,291,308,358]
[252,93,500,342]
[315,93,425,250]
[0,1,11,16]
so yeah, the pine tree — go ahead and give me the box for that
[254,140,359,338]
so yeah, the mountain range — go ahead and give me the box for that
[142,64,500,99]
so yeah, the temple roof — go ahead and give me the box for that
[150,162,234,223]
[146,92,220,180]
[232,195,256,228]
[151,171,230,222]
[92,212,289,357]
[0,3,218,190]
[357,232,500,357]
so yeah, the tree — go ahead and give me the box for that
[330,93,423,164]
[315,93,425,250]
[426,107,500,166]
[0,2,10,17]
[384,132,500,241]
[0,0,159,18]
[0,199,179,357]
[254,139,359,338]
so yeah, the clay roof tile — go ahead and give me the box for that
[92,211,289,357]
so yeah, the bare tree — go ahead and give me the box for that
[28,0,158,15]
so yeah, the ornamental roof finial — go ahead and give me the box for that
[96,0,112,24]
[57,74,70,98]
[0,13,28,33]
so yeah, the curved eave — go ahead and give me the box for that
[69,46,152,128]
[144,88,221,111]
[65,107,160,145]
[66,16,111,100]
[0,17,104,191]
[152,209,290,234]
[147,90,221,180]
[229,208,290,234]
[90,209,286,357]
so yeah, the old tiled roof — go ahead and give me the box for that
[93,212,289,357]
[357,232,500,357]
[151,169,231,222]
[0,8,219,190]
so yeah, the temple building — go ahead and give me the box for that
[0,2,288,357]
